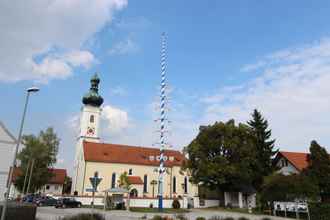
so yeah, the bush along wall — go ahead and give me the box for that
[0,203,37,220]
[309,202,330,220]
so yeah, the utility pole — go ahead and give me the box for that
[25,159,35,195]
[1,87,39,220]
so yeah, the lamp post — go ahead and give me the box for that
[1,87,39,220]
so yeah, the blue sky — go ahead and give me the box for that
[2,1,330,175]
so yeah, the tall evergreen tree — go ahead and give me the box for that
[247,109,277,190]
[305,140,330,201]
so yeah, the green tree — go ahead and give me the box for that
[119,172,132,210]
[184,120,256,192]
[260,173,318,204]
[14,127,60,193]
[62,176,72,195]
[304,140,330,201]
[150,180,157,198]
[247,109,277,190]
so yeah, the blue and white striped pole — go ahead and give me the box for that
[158,32,167,211]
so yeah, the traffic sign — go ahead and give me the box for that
[89,171,102,190]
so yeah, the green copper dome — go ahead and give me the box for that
[82,73,104,107]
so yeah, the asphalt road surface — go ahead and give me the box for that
[36,207,292,220]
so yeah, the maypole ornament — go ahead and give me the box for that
[158,32,168,211]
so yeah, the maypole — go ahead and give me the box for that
[158,32,167,211]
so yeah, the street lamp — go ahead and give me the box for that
[1,87,39,220]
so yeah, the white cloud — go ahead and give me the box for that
[102,105,130,134]
[108,37,139,55]
[110,86,128,96]
[202,38,330,152]
[0,0,127,83]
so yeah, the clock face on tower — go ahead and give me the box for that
[86,126,95,136]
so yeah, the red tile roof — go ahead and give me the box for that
[127,176,143,185]
[277,151,309,171]
[83,141,185,167]
[11,167,67,184]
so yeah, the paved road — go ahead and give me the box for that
[36,207,292,220]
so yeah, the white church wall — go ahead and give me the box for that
[82,161,198,199]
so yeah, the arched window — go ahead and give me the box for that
[90,115,94,123]
[184,176,188,194]
[111,173,116,188]
[173,176,176,193]
[143,175,148,193]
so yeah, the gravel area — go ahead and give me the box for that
[36,207,292,220]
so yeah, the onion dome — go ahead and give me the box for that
[82,73,104,107]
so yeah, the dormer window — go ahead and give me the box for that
[90,115,95,123]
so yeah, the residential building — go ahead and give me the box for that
[0,121,16,200]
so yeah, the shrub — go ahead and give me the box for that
[149,203,154,208]
[151,215,163,220]
[0,203,36,220]
[309,202,330,220]
[238,217,250,220]
[223,218,234,220]
[196,217,206,220]
[62,213,105,220]
[176,214,187,220]
[208,216,221,220]
[172,198,181,209]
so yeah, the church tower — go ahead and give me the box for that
[72,73,103,194]
[79,73,103,141]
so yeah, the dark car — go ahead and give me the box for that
[23,194,40,203]
[55,198,82,208]
[35,196,57,206]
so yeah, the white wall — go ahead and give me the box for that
[58,195,219,209]
[276,158,299,175]
[0,124,16,201]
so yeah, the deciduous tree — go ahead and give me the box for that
[15,127,59,193]
[184,120,256,192]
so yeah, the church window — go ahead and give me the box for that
[173,176,176,193]
[129,169,132,175]
[90,115,94,123]
[184,177,188,194]
[111,173,116,188]
[143,175,148,193]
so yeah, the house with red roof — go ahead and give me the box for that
[274,151,310,175]
[10,167,67,197]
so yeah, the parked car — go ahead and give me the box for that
[55,198,82,208]
[23,194,40,203]
[35,196,58,206]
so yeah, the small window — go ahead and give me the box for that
[173,176,176,193]
[46,185,50,190]
[184,177,188,194]
[90,115,95,123]
[143,175,148,193]
[128,169,132,175]
[111,173,116,188]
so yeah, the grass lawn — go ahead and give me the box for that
[129,207,190,213]
[202,207,263,215]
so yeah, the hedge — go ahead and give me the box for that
[309,202,330,220]
[0,202,36,220]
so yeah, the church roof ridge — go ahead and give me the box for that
[83,141,185,167]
